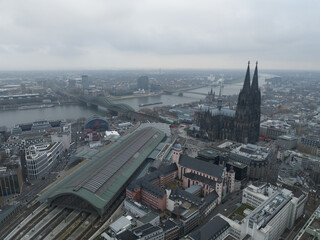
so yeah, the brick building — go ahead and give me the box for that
[172,145,235,203]
[126,164,177,211]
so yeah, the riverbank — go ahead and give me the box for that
[163,85,209,94]
[0,101,78,111]
[111,92,162,100]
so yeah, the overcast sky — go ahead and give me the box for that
[0,0,319,71]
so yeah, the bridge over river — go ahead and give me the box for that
[78,95,135,113]
[78,95,167,123]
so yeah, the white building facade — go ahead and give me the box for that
[221,184,307,240]
[25,142,64,179]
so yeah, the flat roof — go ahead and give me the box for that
[227,161,247,169]
[230,144,269,161]
[278,135,297,141]
[110,216,132,233]
[249,193,291,228]
[42,127,165,216]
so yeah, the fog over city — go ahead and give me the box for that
[0,0,319,70]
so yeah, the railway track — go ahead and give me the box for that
[3,194,125,240]
[0,201,41,238]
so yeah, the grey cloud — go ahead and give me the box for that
[0,0,319,70]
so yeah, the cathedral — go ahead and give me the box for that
[195,61,261,144]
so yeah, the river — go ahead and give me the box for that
[0,74,270,128]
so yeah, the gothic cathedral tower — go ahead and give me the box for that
[235,61,261,143]
[249,62,261,143]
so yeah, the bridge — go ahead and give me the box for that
[78,95,135,113]
[78,95,168,123]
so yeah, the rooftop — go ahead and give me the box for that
[25,142,61,160]
[169,188,204,206]
[109,216,132,233]
[230,143,269,162]
[188,216,230,240]
[260,120,291,130]
[227,161,247,169]
[248,193,291,228]
[138,211,159,224]
[127,163,177,194]
[183,172,219,187]
[161,219,178,231]
[41,127,165,216]
[179,155,224,179]
[278,135,298,141]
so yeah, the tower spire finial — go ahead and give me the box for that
[251,60,259,90]
[243,61,251,91]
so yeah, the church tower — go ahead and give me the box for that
[207,88,215,104]
[249,62,261,143]
[235,61,253,143]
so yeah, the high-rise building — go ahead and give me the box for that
[219,184,307,240]
[137,76,149,91]
[82,75,89,90]
[0,165,23,197]
[195,62,261,144]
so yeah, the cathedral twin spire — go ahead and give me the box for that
[235,61,261,143]
[243,61,259,92]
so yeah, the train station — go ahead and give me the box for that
[39,127,166,217]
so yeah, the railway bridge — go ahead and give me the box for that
[78,95,167,123]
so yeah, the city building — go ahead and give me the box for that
[114,219,179,240]
[167,188,219,235]
[229,143,270,181]
[226,161,248,184]
[25,142,64,179]
[82,75,89,90]
[260,120,293,140]
[117,223,164,240]
[220,184,307,240]
[172,145,235,203]
[168,108,194,124]
[161,220,180,240]
[31,120,52,132]
[137,76,149,91]
[242,184,275,208]
[51,123,72,150]
[83,129,100,142]
[124,198,150,218]
[298,135,320,156]
[277,135,298,150]
[110,216,133,235]
[0,165,23,197]
[137,211,160,226]
[195,62,261,144]
[186,215,231,240]
[197,148,228,165]
[126,163,177,211]
[126,155,220,235]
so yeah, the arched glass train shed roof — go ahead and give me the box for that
[40,127,165,217]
